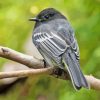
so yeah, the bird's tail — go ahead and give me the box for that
[62,49,89,90]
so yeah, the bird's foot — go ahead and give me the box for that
[43,59,47,68]
[53,68,63,78]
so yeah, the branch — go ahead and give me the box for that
[0,46,100,90]
[0,68,53,79]
[85,75,100,90]
[0,68,100,90]
[0,46,44,69]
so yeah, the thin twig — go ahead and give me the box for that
[0,68,53,79]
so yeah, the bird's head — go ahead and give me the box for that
[29,8,66,23]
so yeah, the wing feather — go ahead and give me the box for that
[33,31,68,63]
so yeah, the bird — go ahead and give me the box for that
[29,8,89,90]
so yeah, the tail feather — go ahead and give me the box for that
[62,49,89,90]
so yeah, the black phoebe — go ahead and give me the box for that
[29,8,89,90]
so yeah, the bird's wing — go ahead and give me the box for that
[57,25,80,61]
[32,28,69,66]
[56,25,89,90]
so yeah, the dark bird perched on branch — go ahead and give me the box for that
[30,8,89,90]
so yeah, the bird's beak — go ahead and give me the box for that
[29,17,39,22]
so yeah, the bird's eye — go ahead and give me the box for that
[45,15,49,19]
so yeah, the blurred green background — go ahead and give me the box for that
[0,0,100,100]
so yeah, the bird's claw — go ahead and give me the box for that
[43,59,47,68]
[53,68,63,78]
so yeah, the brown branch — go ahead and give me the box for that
[0,68,53,79]
[0,68,100,90]
[0,46,100,90]
[0,46,44,69]
[85,75,100,90]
